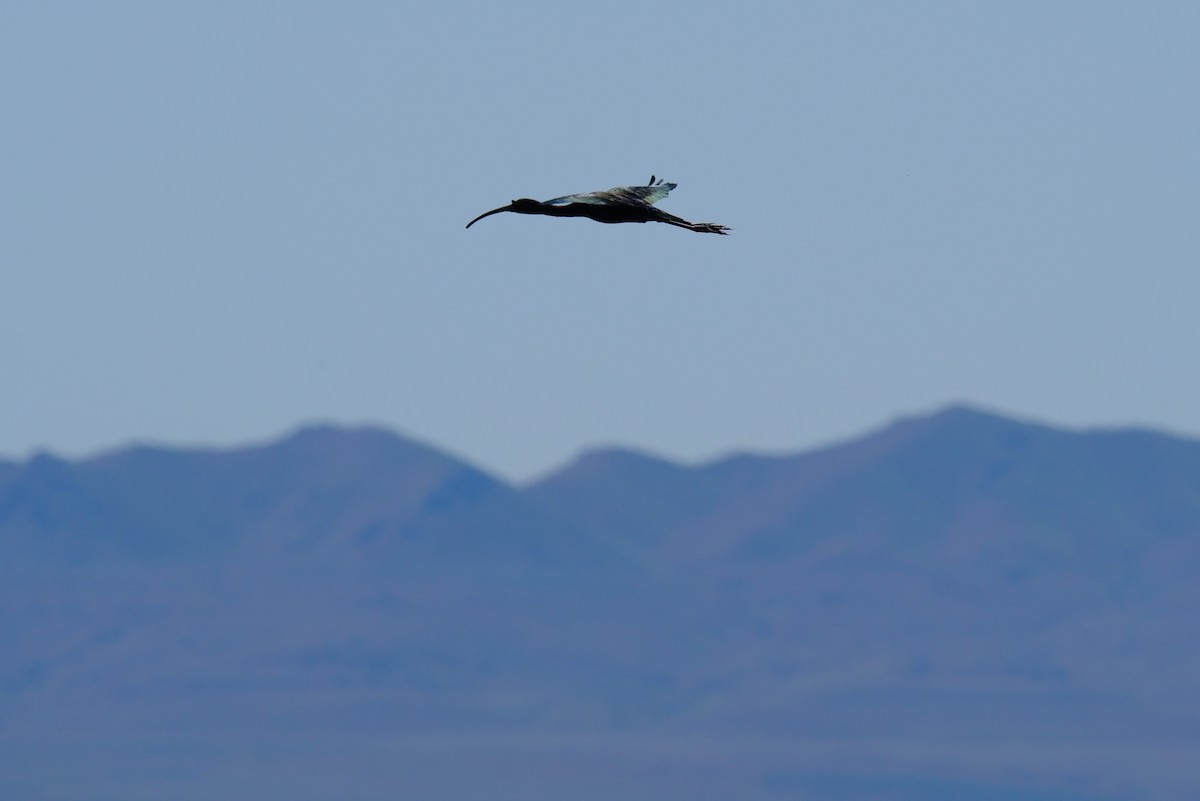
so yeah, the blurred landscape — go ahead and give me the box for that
[2,405,1197,800]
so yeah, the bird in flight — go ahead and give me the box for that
[465,176,731,235]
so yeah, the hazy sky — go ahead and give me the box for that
[3,3,1198,480]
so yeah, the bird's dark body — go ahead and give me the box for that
[465,177,730,234]
[533,200,665,224]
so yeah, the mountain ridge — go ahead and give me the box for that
[2,404,1198,800]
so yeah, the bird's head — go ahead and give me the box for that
[465,198,542,228]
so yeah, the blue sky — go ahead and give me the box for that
[3,2,1198,480]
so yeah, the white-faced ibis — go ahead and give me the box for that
[465,176,731,235]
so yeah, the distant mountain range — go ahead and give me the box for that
[2,406,1197,801]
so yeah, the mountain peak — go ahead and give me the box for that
[883,403,1046,440]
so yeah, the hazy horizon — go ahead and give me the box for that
[8,400,1200,486]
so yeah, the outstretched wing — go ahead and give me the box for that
[609,180,677,206]
[544,178,678,208]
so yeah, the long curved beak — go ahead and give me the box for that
[465,204,513,229]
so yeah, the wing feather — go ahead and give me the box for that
[609,182,677,206]
[543,180,678,207]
